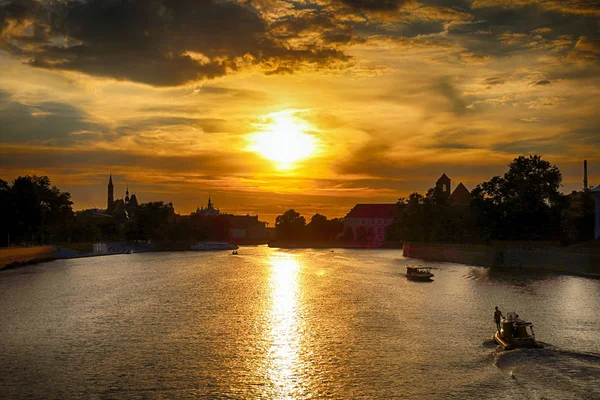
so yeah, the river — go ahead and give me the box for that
[1,247,599,399]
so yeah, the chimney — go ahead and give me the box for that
[584,160,588,191]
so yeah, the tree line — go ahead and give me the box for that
[0,176,235,247]
[1,155,595,248]
[274,210,345,244]
[385,155,595,244]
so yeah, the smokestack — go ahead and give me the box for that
[584,160,588,191]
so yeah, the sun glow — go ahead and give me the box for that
[250,111,316,169]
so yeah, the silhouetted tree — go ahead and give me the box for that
[306,214,344,242]
[2,175,74,244]
[561,191,595,244]
[471,155,563,241]
[275,209,306,241]
[342,227,354,242]
[132,201,173,242]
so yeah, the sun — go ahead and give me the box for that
[249,111,316,169]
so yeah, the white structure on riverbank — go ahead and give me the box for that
[592,185,600,240]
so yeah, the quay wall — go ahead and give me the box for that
[403,242,600,277]
[403,243,497,266]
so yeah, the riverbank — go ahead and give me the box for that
[403,242,600,277]
[268,240,403,249]
[0,246,56,270]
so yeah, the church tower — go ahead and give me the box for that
[107,174,114,211]
[436,173,451,197]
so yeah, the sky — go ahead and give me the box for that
[0,0,599,224]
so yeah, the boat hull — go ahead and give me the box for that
[406,275,433,282]
[493,331,543,350]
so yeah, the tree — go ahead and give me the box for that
[132,201,173,242]
[307,213,328,241]
[5,175,74,244]
[275,209,306,241]
[305,214,345,242]
[471,155,563,241]
[342,227,354,242]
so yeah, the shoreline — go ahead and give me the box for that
[403,242,600,279]
[3,243,599,280]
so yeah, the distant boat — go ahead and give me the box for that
[190,242,239,251]
[406,266,434,281]
[232,250,238,255]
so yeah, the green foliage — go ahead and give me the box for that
[386,189,475,243]
[0,175,74,245]
[471,155,564,241]
[274,210,343,243]
[275,209,306,241]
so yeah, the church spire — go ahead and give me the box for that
[107,173,114,211]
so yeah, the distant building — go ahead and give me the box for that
[450,182,471,206]
[224,214,268,243]
[435,173,471,206]
[106,174,140,219]
[194,195,220,217]
[592,185,600,240]
[344,204,398,247]
[189,196,268,243]
[436,173,451,197]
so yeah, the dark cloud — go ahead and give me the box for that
[0,147,244,176]
[0,0,349,86]
[337,0,411,12]
[436,77,472,115]
[0,91,104,145]
[492,128,600,155]
[334,140,505,181]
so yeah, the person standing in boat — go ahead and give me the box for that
[494,307,504,332]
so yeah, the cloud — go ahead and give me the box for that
[0,0,351,86]
[0,146,246,176]
[471,0,600,16]
[0,90,105,145]
[336,0,412,13]
[436,77,472,115]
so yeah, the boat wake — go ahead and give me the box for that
[493,346,600,399]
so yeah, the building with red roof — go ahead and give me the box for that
[344,204,398,247]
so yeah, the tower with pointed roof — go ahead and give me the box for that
[107,174,114,211]
[436,173,451,197]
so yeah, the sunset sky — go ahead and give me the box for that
[1,0,599,223]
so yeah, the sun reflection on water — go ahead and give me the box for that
[265,253,305,398]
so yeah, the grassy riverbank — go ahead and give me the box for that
[0,247,56,270]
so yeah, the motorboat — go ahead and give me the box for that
[406,266,434,281]
[190,242,239,251]
[231,250,238,255]
[493,312,543,350]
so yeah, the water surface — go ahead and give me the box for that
[1,247,599,399]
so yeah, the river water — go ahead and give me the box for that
[1,247,599,399]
